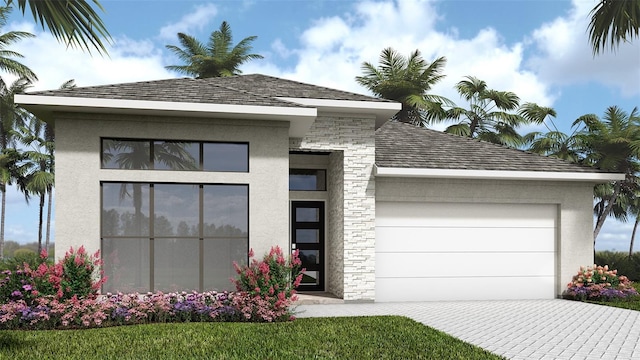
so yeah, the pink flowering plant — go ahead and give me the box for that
[564,264,638,301]
[231,246,304,322]
[0,245,304,329]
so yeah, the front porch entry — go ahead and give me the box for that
[291,201,325,291]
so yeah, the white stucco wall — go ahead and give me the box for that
[376,177,596,297]
[54,112,289,265]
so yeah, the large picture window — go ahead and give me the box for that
[101,139,249,172]
[101,182,248,293]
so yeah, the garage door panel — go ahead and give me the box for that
[376,277,556,302]
[376,227,555,253]
[376,252,555,278]
[376,202,556,228]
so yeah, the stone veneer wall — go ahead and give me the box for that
[290,114,376,301]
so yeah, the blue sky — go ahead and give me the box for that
[2,0,639,251]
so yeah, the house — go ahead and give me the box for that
[15,74,623,302]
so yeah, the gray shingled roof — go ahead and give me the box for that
[27,74,388,106]
[375,121,609,173]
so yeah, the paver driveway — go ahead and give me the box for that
[296,299,640,360]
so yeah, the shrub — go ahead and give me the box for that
[0,246,106,305]
[564,264,639,301]
[231,246,304,322]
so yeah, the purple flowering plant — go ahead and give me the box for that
[564,264,638,301]
[0,246,303,329]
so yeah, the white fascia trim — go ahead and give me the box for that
[374,166,625,182]
[277,97,401,111]
[15,94,317,118]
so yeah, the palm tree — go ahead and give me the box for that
[21,135,52,254]
[588,0,640,54]
[573,106,640,243]
[165,21,263,78]
[0,77,30,258]
[628,191,640,257]
[436,76,538,147]
[355,47,451,125]
[23,80,75,254]
[7,0,111,55]
[0,6,37,81]
[0,147,28,258]
[524,105,585,163]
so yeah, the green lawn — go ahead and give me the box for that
[0,316,503,360]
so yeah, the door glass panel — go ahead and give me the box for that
[296,229,319,243]
[301,271,319,285]
[299,250,320,265]
[296,208,319,222]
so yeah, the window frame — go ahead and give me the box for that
[289,168,327,191]
[100,181,249,293]
[100,138,249,172]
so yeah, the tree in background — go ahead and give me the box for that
[6,0,111,55]
[433,76,548,147]
[165,21,263,78]
[588,0,640,54]
[355,47,451,125]
[20,80,75,254]
[0,77,31,259]
[572,106,640,244]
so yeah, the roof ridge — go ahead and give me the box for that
[200,77,309,108]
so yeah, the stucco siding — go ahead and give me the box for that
[54,112,289,266]
[376,177,595,297]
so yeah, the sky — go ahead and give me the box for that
[2,0,639,251]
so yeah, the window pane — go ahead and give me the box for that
[153,141,199,170]
[299,250,320,265]
[203,237,247,291]
[296,208,319,222]
[154,184,199,237]
[289,169,326,191]
[301,271,319,285]
[102,238,149,293]
[154,238,199,292]
[203,185,248,237]
[296,229,319,243]
[102,183,150,237]
[102,139,151,169]
[203,143,248,172]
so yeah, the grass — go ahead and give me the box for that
[0,316,503,360]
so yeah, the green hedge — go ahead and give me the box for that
[595,251,640,282]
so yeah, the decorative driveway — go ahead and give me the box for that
[296,299,640,360]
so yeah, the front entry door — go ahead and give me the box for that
[291,201,325,291]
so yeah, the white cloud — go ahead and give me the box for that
[527,0,640,97]
[5,24,173,90]
[158,3,218,40]
[249,0,554,113]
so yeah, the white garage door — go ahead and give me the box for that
[375,202,557,302]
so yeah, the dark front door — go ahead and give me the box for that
[291,201,325,291]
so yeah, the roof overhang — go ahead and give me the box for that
[15,94,318,137]
[374,165,625,183]
[277,97,400,127]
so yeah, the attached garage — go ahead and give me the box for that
[375,201,557,302]
[374,121,623,303]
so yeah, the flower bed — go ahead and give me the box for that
[0,245,303,329]
[564,264,638,301]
